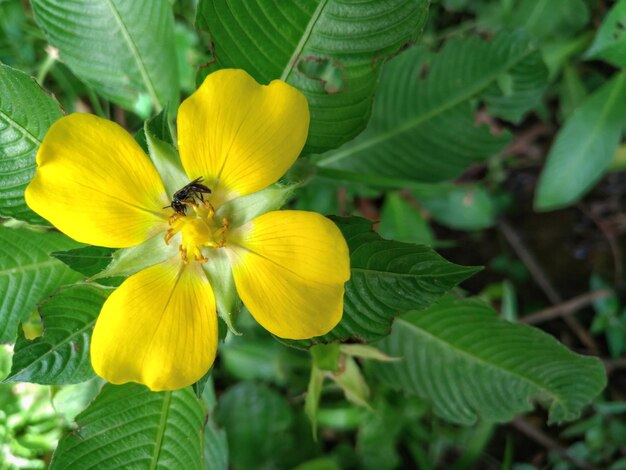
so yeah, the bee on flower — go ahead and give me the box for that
[25,69,350,391]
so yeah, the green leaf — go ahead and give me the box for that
[378,193,434,245]
[375,298,607,425]
[220,336,285,383]
[420,184,496,230]
[586,0,626,68]
[542,33,595,80]
[51,245,116,278]
[217,382,293,469]
[6,285,108,384]
[196,0,429,154]
[50,384,205,469]
[0,63,62,223]
[31,0,179,115]
[506,0,589,41]
[559,64,588,119]
[286,217,479,348]
[316,31,547,182]
[0,227,81,343]
[535,72,626,211]
[204,411,228,470]
[0,2,35,69]
[175,22,202,95]
[52,378,104,423]
[356,400,402,470]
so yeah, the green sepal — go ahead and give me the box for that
[339,344,399,362]
[310,343,340,372]
[330,356,371,410]
[93,233,178,280]
[305,365,325,438]
[202,250,242,335]
[216,183,296,227]
[144,109,188,197]
[146,105,174,145]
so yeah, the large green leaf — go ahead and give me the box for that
[217,382,293,470]
[375,298,607,425]
[586,0,626,68]
[535,72,626,211]
[0,227,81,343]
[50,384,205,469]
[0,64,61,223]
[196,0,429,154]
[6,285,108,384]
[287,217,479,348]
[31,0,179,115]
[315,31,548,183]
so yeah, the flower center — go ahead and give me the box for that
[164,204,229,263]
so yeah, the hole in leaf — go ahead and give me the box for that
[297,56,346,94]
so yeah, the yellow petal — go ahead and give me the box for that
[25,114,169,248]
[90,259,218,391]
[229,211,350,339]
[177,69,309,205]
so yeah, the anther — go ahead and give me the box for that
[194,253,208,263]
[168,213,183,225]
[204,200,216,216]
[164,229,176,245]
[179,245,189,264]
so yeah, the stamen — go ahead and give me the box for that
[213,218,230,247]
[164,204,229,264]
[204,200,215,215]
[168,213,183,225]
[194,253,208,263]
[164,228,176,245]
[179,244,188,264]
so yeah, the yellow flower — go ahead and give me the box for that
[25,69,350,391]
